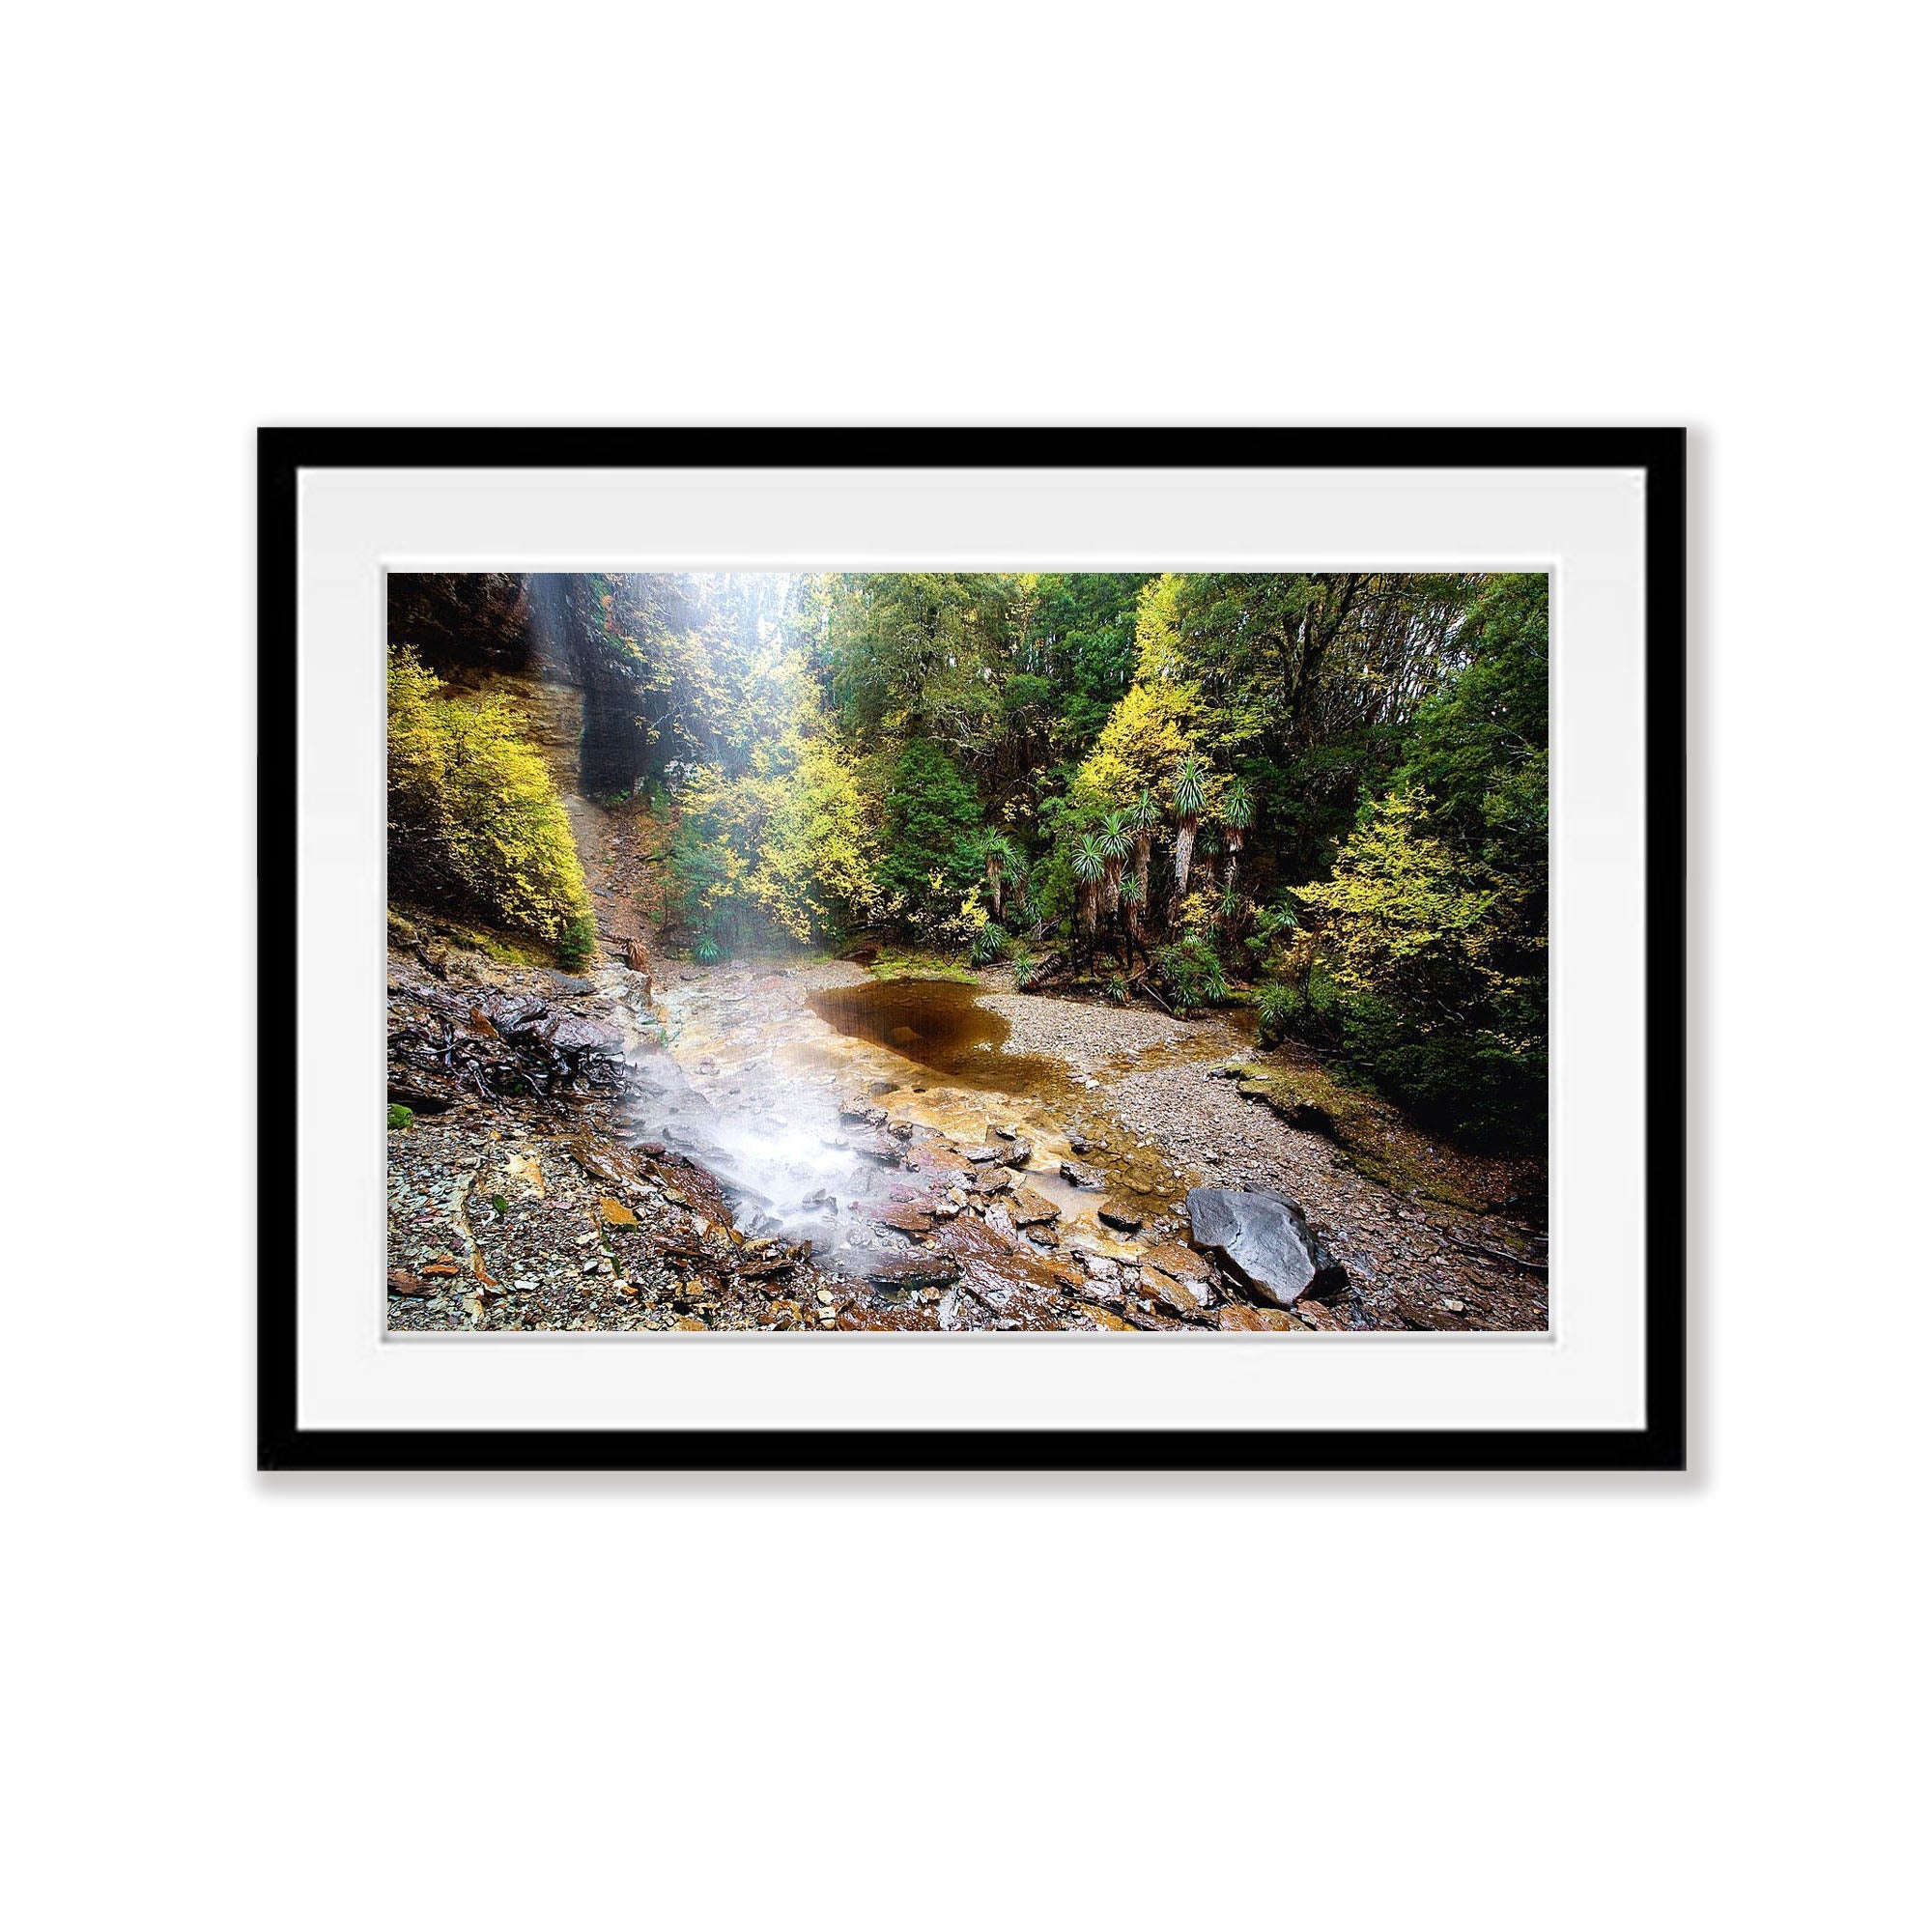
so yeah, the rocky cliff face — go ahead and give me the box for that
[386,572,660,799]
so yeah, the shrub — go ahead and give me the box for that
[1256,980,1296,1044]
[387,648,594,948]
[386,1104,412,1132]
[1154,937,1229,1012]
[1296,781,1545,1144]
[970,920,1008,965]
[1338,990,1546,1150]
[1254,957,1344,1046]
[556,914,598,973]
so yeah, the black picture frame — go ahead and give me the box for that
[258,427,1686,1473]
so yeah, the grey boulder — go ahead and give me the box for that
[1184,1187,1349,1307]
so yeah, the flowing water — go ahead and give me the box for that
[609,965,1177,1273]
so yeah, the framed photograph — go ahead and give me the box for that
[259,427,1685,1471]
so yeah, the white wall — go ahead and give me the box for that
[6,5,1925,1928]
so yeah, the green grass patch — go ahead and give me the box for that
[867,948,980,984]
[387,1104,413,1132]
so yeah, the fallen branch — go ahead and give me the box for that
[1436,1230,1548,1273]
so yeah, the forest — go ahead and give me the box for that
[387,569,1548,1152]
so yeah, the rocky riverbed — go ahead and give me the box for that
[386,921,1548,1332]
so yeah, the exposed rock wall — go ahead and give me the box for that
[387,571,660,799]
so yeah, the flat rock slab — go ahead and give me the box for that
[1137,1262,1208,1317]
[1009,1186,1061,1228]
[1293,1297,1350,1332]
[911,1145,976,1179]
[1184,1186,1349,1307]
[867,1256,961,1292]
[1140,1241,1210,1284]
[1214,1302,1307,1333]
[1060,1159,1104,1189]
[1096,1197,1146,1233]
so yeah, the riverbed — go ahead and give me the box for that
[616,960,1548,1330]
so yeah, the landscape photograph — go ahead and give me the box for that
[384,568,1549,1333]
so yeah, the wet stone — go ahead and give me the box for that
[1008,1187,1060,1228]
[867,1255,962,1292]
[1185,1186,1349,1308]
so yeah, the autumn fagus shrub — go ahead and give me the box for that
[386,648,595,952]
[1294,784,1546,1144]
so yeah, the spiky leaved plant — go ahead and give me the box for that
[1169,753,1208,928]
[1096,810,1132,918]
[1071,833,1105,955]
[1220,779,1254,892]
[981,832,1019,922]
[1128,786,1159,910]
[1119,866,1146,953]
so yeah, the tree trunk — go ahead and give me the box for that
[1170,821,1197,928]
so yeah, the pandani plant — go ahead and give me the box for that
[1096,810,1132,918]
[1119,866,1146,954]
[980,831,1019,922]
[1219,778,1254,892]
[1071,833,1105,956]
[1169,753,1208,927]
[1127,786,1159,910]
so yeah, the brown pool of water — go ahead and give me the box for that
[806,979,1062,1094]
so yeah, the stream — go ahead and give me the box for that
[611,964,1186,1274]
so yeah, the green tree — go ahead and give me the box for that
[873,738,985,935]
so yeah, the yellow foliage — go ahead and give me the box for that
[1294,784,1532,1006]
[1074,679,1200,810]
[673,675,879,947]
[387,649,593,946]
